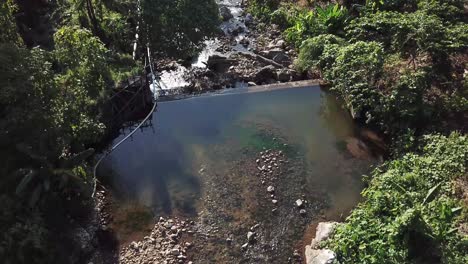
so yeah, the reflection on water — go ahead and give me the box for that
[98,86,375,244]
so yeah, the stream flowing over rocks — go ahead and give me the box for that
[156,0,305,94]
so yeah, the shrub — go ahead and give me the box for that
[365,0,418,12]
[296,34,346,72]
[417,0,465,23]
[347,11,447,57]
[315,4,349,34]
[284,9,327,47]
[247,0,281,22]
[324,41,384,122]
[380,70,431,134]
[284,4,348,47]
[330,133,468,264]
[446,23,468,52]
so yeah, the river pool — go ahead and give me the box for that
[98,84,376,262]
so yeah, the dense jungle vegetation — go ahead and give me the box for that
[248,0,467,263]
[0,0,218,263]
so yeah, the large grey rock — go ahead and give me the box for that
[254,65,276,84]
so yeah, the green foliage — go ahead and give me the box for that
[346,11,447,57]
[446,23,468,51]
[284,4,348,47]
[247,0,281,22]
[54,26,110,145]
[380,70,432,134]
[417,0,465,23]
[142,0,220,59]
[330,133,468,264]
[0,0,22,45]
[315,4,349,34]
[284,9,326,47]
[296,34,346,72]
[365,0,418,11]
[324,41,384,122]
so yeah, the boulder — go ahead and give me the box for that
[254,65,276,84]
[305,249,336,264]
[304,222,338,264]
[206,55,236,72]
[261,48,290,64]
[276,70,291,82]
[220,6,233,21]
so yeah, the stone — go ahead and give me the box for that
[131,241,139,250]
[231,25,244,36]
[254,65,276,84]
[220,6,233,21]
[310,222,338,248]
[206,55,236,72]
[261,48,290,64]
[300,209,307,215]
[304,222,339,263]
[171,248,180,256]
[247,231,256,243]
[245,13,254,25]
[293,250,301,258]
[272,199,278,205]
[267,186,275,193]
[295,199,304,208]
[276,69,291,82]
[276,40,286,48]
[250,223,260,231]
[305,249,336,264]
[241,242,249,250]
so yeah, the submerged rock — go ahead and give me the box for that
[295,199,304,208]
[267,185,275,193]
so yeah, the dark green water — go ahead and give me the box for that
[99,86,374,245]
